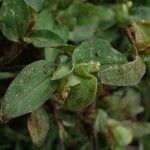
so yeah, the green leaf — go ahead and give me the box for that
[25,0,45,11]
[35,9,69,42]
[107,119,133,146]
[68,3,115,25]
[1,60,57,120]
[68,3,115,42]
[52,55,74,80]
[0,0,30,42]
[101,56,146,86]
[52,44,76,54]
[73,38,127,65]
[44,48,60,62]
[63,75,97,110]
[122,121,150,138]
[35,8,54,30]
[113,125,133,146]
[70,23,98,42]
[24,30,65,48]
[27,107,49,146]
[74,62,100,78]
[105,88,143,120]
[59,74,81,100]
[52,25,69,43]
[94,109,109,132]
[114,4,129,25]
[57,11,76,30]
[130,6,150,22]
[52,61,74,80]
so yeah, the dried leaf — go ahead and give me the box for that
[27,107,49,146]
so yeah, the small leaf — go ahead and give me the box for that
[63,76,97,110]
[1,60,57,120]
[59,74,81,100]
[52,61,74,80]
[24,30,65,48]
[68,3,115,25]
[74,62,100,78]
[27,107,49,146]
[73,38,127,65]
[114,4,129,25]
[0,0,30,42]
[122,121,150,138]
[94,109,109,132]
[25,0,45,11]
[57,10,76,30]
[63,74,81,87]
[101,56,146,86]
[112,125,133,146]
[52,55,74,80]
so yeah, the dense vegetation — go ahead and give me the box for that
[0,0,150,149]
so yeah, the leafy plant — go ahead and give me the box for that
[0,0,150,150]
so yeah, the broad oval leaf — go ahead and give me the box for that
[0,0,30,42]
[100,56,146,86]
[63,76,97,110]
[25,0,45,11]
[73,38,127,65]
[1,60,57,120]
[27,107,49,146]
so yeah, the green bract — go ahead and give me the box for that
[63,75,97,110]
